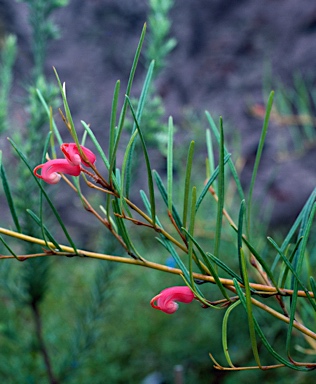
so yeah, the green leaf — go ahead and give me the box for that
[72,176,88,212]
[293,73,315,141]
[285,202,316,355]
[205,111,245,201]
[230,205,281,293]
[242,234,281,294]
[237,200,246,282]
[8,138,78,254]
[157,236,205,300]
[132,60,155,135]
[139,190,163,228]
[214,117,225,258]
[112,199,140,259]
[153,170,183,232]
[188,186,197,287]
[247,91,274,237]
[206,129,215,182]
[120,129,139,213]
[38,131,59,250]
[54,69,94,171]
[239,248,262,367]
[36,88,63,145]
[222,300,241,367]
[80,130,88,147]
[206,252,244,285]
[0,235,19,260]
[182,141,195,229]
[109,80,121,167]
[268,236,316,311]
[167,116,174,213]
[195,154,231,214]
[233,280,311,371]
[53,67,79,144]
[125,60,155,198]
[293,194,316,276]
[26,209,60,250]
[183,228,231,301]
[126,96,156,225]
[157,236,189,281]
[310,277,316,301]
[272,187,316,271]
[49,106,57,159]
[279,239,302,288]
[109,23,147,181]
[0,151,22,233]
[81,121,121,192]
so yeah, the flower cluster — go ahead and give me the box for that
[33,143,96,184]
[150,286,195,314]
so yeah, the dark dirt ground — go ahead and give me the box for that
[2,0,316,231]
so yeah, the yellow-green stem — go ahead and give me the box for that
[1,227,314,301]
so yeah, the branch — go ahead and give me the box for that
[1,228,314,300]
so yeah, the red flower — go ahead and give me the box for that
[33,159,81,184]
[150,286,195,314]
[33,143,97,184]
[61,143,96,167]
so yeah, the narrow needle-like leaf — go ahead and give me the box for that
[183,141,194,228]
[26,209,60,250]
[53,67,79,144]
[8,138,78,254]
[0,235,19,260]
[237,200,246,281]
[154,170,183,232]
[109,80,121,166]
[109,23,147,181]
[0,151,21,233]
[188,186,197,287]
[126,96,156,226]
[222,300,241,367]
[126,60,155,198]
[268,236,316,310]
[205,111,245,201]
[167,116,174,213]
[206,129,215,184]
[240,248,262,368]
[286,202,316,355]
[234,280,312,371]
[214,117,225,258]
[195,154,231,214]
[247,91,274,237]
[183,228,232,301]
[36,88,63,145]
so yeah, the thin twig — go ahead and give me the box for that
[1,228,315,302]
[61,175,129,252]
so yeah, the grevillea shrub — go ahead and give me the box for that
[1,18,316,384]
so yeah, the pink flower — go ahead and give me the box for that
[150,286,195,314]
[61,143,96,167]
[33,159,81,184]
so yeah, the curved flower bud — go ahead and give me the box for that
[150,286,194,314]
[34,159,81,184]
[61,143,96,167]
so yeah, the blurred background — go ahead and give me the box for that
[3,0,316,227]
[1,0,316,383]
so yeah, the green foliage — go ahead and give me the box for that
[2,64,315,377]
[17,0,68,78]
[0,1,316,383]
[125,0,177,157]
[261,69,316,160]
[0,35,17,134]
[146,0,177,73]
